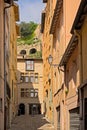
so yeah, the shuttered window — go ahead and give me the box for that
[70,107,80,130]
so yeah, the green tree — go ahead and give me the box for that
[20,21,38,38]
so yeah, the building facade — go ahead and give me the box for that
[0,1,5,130]
[8,3,19,127]
[42,0,87,130]
[41,0,55,123]
[0,1,19,130]
[17,46,43,115]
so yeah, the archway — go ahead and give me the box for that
[19,103,25,115]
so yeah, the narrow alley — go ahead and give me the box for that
[8,115,55,130]
[0,0,87,130]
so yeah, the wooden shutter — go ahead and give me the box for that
[70,108,80,130]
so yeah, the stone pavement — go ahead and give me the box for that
[8,115,55,130]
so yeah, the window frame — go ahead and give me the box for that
[26,60,34,71]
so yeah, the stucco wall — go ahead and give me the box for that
[17,59,43,114]
[0,1,5,130]
[82,17,87,82]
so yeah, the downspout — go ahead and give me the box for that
[4,1,14,130]
[74,30,83,130]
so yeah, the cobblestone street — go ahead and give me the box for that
[8,115,55,130]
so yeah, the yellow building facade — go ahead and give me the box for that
[0,1,19,130]
[0,1,5,130]
[8,3,19,127]
[17,46,43,116]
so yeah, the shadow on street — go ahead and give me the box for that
[8,114,55,130]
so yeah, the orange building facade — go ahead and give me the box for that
[42,0,87,130]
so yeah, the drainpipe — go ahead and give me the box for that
[4,1,14,130]
[74,30,83,130]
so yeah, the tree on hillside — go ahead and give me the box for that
[20,21,38,38]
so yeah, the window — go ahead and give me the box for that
[20,76,25,82]
[30,73,35,82]
[35,89,38,97]
[84,98,87,130]
[21,88,38,98]
[26,61,34,71]
[21,88,29,98]
[30,89,38,98]
[46,90,48,97]
[21,88,25,97]
[20,50,26,55]
[30,89,34,97]
[30,76,35,82]
[0,98,2,111]
[29,48,37,54]
[56,106,60,129]
[35,73,38,83]
[25,76,29,82]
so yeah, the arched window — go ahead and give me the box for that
[20,50,26,55]
[29,48,37,54]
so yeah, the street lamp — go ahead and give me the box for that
[48,54,64,72]
[48,54,59,67]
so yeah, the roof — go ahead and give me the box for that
[50,0,63,34]
[71,0,87,34]
[43,0,47,3]
[59,35,78,66]
[59,0,87,66]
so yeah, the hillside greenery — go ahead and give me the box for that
[17,21,42,59]
[17,21,38,45]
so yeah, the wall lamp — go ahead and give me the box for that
[48,55,64,72]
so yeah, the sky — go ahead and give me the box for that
[17,0,45,24]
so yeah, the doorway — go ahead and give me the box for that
[29,104,41,115]
[19,103,25,115]
[84,98,87,130]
